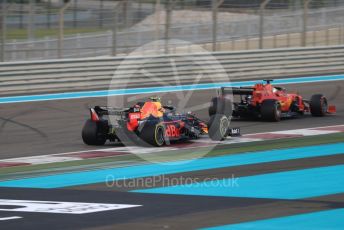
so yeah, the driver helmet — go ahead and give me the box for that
[149,96,164,114]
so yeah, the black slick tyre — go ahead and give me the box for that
[261,99,281,122]
[82,119,107,145]
[310,94,328,117]
[208,114,230,141]
[209,97,232,118]
[139,122,165,147]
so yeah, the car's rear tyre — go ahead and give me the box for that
[310,94,328,117]
[82,119,107,145]
[139,122,165,147]
[209,97,232,118]
[261,99,281,122]
[208,114,230,141]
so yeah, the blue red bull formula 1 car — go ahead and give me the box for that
[82,97,240,146]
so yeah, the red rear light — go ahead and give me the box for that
[90,108,100,122]
[328,105,336,114]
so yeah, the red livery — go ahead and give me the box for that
[209,80,336,121]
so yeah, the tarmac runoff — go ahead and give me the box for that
[0,142,343,189]
[200,208,344,230]
[133,163,344,200]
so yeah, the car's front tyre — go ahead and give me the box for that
[209,97,232,118]
[208,114,230,141]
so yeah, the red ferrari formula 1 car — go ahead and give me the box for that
[82,97,240,146]
[209,80,336,122]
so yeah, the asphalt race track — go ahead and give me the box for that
[0,79,344,229]
[0,81,343,159]
[2,187,344,230]
[2,150,344,229]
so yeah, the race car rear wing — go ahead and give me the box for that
[93,106,130,116]
[89,106,130,122]
[220,87,254,96]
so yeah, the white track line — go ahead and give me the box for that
[0,216,22,221]
[0,124,343,166]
